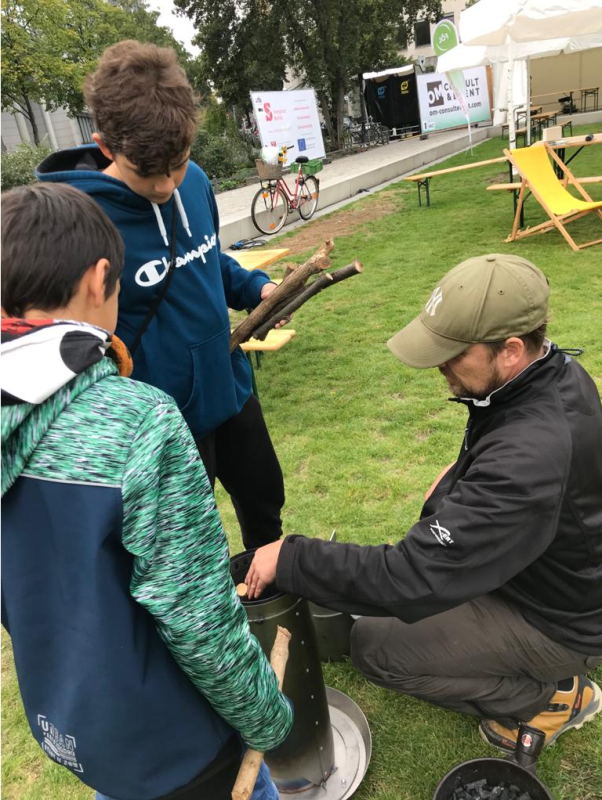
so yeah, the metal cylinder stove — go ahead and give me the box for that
[231,550,335,792]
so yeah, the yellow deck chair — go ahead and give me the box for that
[504,144,602,251]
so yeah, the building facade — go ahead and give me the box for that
[1,104,94,153]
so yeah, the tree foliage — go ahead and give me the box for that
[0,141,51,191]
[175,0,442,148]
[1,0,200,144]
[174,0,286,118]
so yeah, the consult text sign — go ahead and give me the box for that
[250,89,326,162]
[417,67,491,133]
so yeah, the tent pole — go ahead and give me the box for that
[526,57,531,146]
[508,39,516,151]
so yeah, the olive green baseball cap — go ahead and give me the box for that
[387,254,549,368]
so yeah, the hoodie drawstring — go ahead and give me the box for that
[174,189,192,239]
[151,202,169,247]
[151,189,192,248]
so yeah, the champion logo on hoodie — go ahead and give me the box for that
[135,234,218,287]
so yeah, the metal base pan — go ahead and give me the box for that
[276,687,371,799]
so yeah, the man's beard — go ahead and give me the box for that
[439,365,505,401]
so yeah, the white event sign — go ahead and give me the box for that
[417,67,492,133]
[250,89,326,163]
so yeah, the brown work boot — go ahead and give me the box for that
[479,676,602,753]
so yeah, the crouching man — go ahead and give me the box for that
[246,254,602,752]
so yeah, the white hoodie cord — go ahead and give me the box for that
[151,190,192,247]
[174,189,192,238]
[151,202,169,247]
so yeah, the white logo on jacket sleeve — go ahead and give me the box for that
[37,715,84,773]
[429,520,454,546]
[135,234,218,287]
[425,286,443,316]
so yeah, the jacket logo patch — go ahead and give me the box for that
[425,286,443,316]
[37,715,84,773]
[135,234,218,287]
[429,519,454,547]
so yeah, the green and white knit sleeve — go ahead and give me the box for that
[120,400,293,752]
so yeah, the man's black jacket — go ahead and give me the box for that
[276,345,602,655]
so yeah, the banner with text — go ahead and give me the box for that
[250,89,326,163]
[417,67,491,133]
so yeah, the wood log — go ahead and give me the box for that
[229,239,334,352]
[251,259,363,341]
[231,627,292,800]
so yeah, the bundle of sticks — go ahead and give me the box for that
[230,238,362,352]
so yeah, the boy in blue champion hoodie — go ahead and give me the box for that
[36,40,285,550]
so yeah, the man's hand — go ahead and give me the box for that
[245,539,284,600]
[260,282,290,329]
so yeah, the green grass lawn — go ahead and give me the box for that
[2,126,602,800]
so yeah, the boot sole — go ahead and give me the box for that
[479,681,602,751]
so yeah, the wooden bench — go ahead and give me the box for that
[487,176,602,192]
[405,156,508,206]
[234,248,290,270]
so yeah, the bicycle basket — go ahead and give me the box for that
[256,159,283,180]
[289,158,324,176]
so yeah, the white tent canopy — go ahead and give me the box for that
[436,0,602,148]
[460,0,602,46]
[437,35,602,73]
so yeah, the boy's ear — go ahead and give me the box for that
[86,259,111,308]
[92,133,114,163]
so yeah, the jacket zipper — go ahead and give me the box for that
[464,419,473,451]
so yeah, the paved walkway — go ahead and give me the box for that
[217,125,500,248]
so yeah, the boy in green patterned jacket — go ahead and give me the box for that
[1,182,292,800]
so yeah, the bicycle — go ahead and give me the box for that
[251,146,321,235]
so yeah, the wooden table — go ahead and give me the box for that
[532,87,599,112]
[232,247,295,394]
[241,329,297,352]
[533,133,602,151]
[233,248,290,271]
[534,132,602,178]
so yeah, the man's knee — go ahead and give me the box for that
[351,616,399,683]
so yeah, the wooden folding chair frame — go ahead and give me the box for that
[504,145,602,251]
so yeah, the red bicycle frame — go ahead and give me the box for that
[263,166,306,211]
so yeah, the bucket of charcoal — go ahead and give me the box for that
[432,758,553,800]
[433,725,553,800]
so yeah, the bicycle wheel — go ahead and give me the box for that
[298,176,319,220]
[251,184,288,235]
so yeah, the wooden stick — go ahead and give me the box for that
[251,259,363,341]
[231,627,292,800]
[236,583,248,598]
[230,239,334,351]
